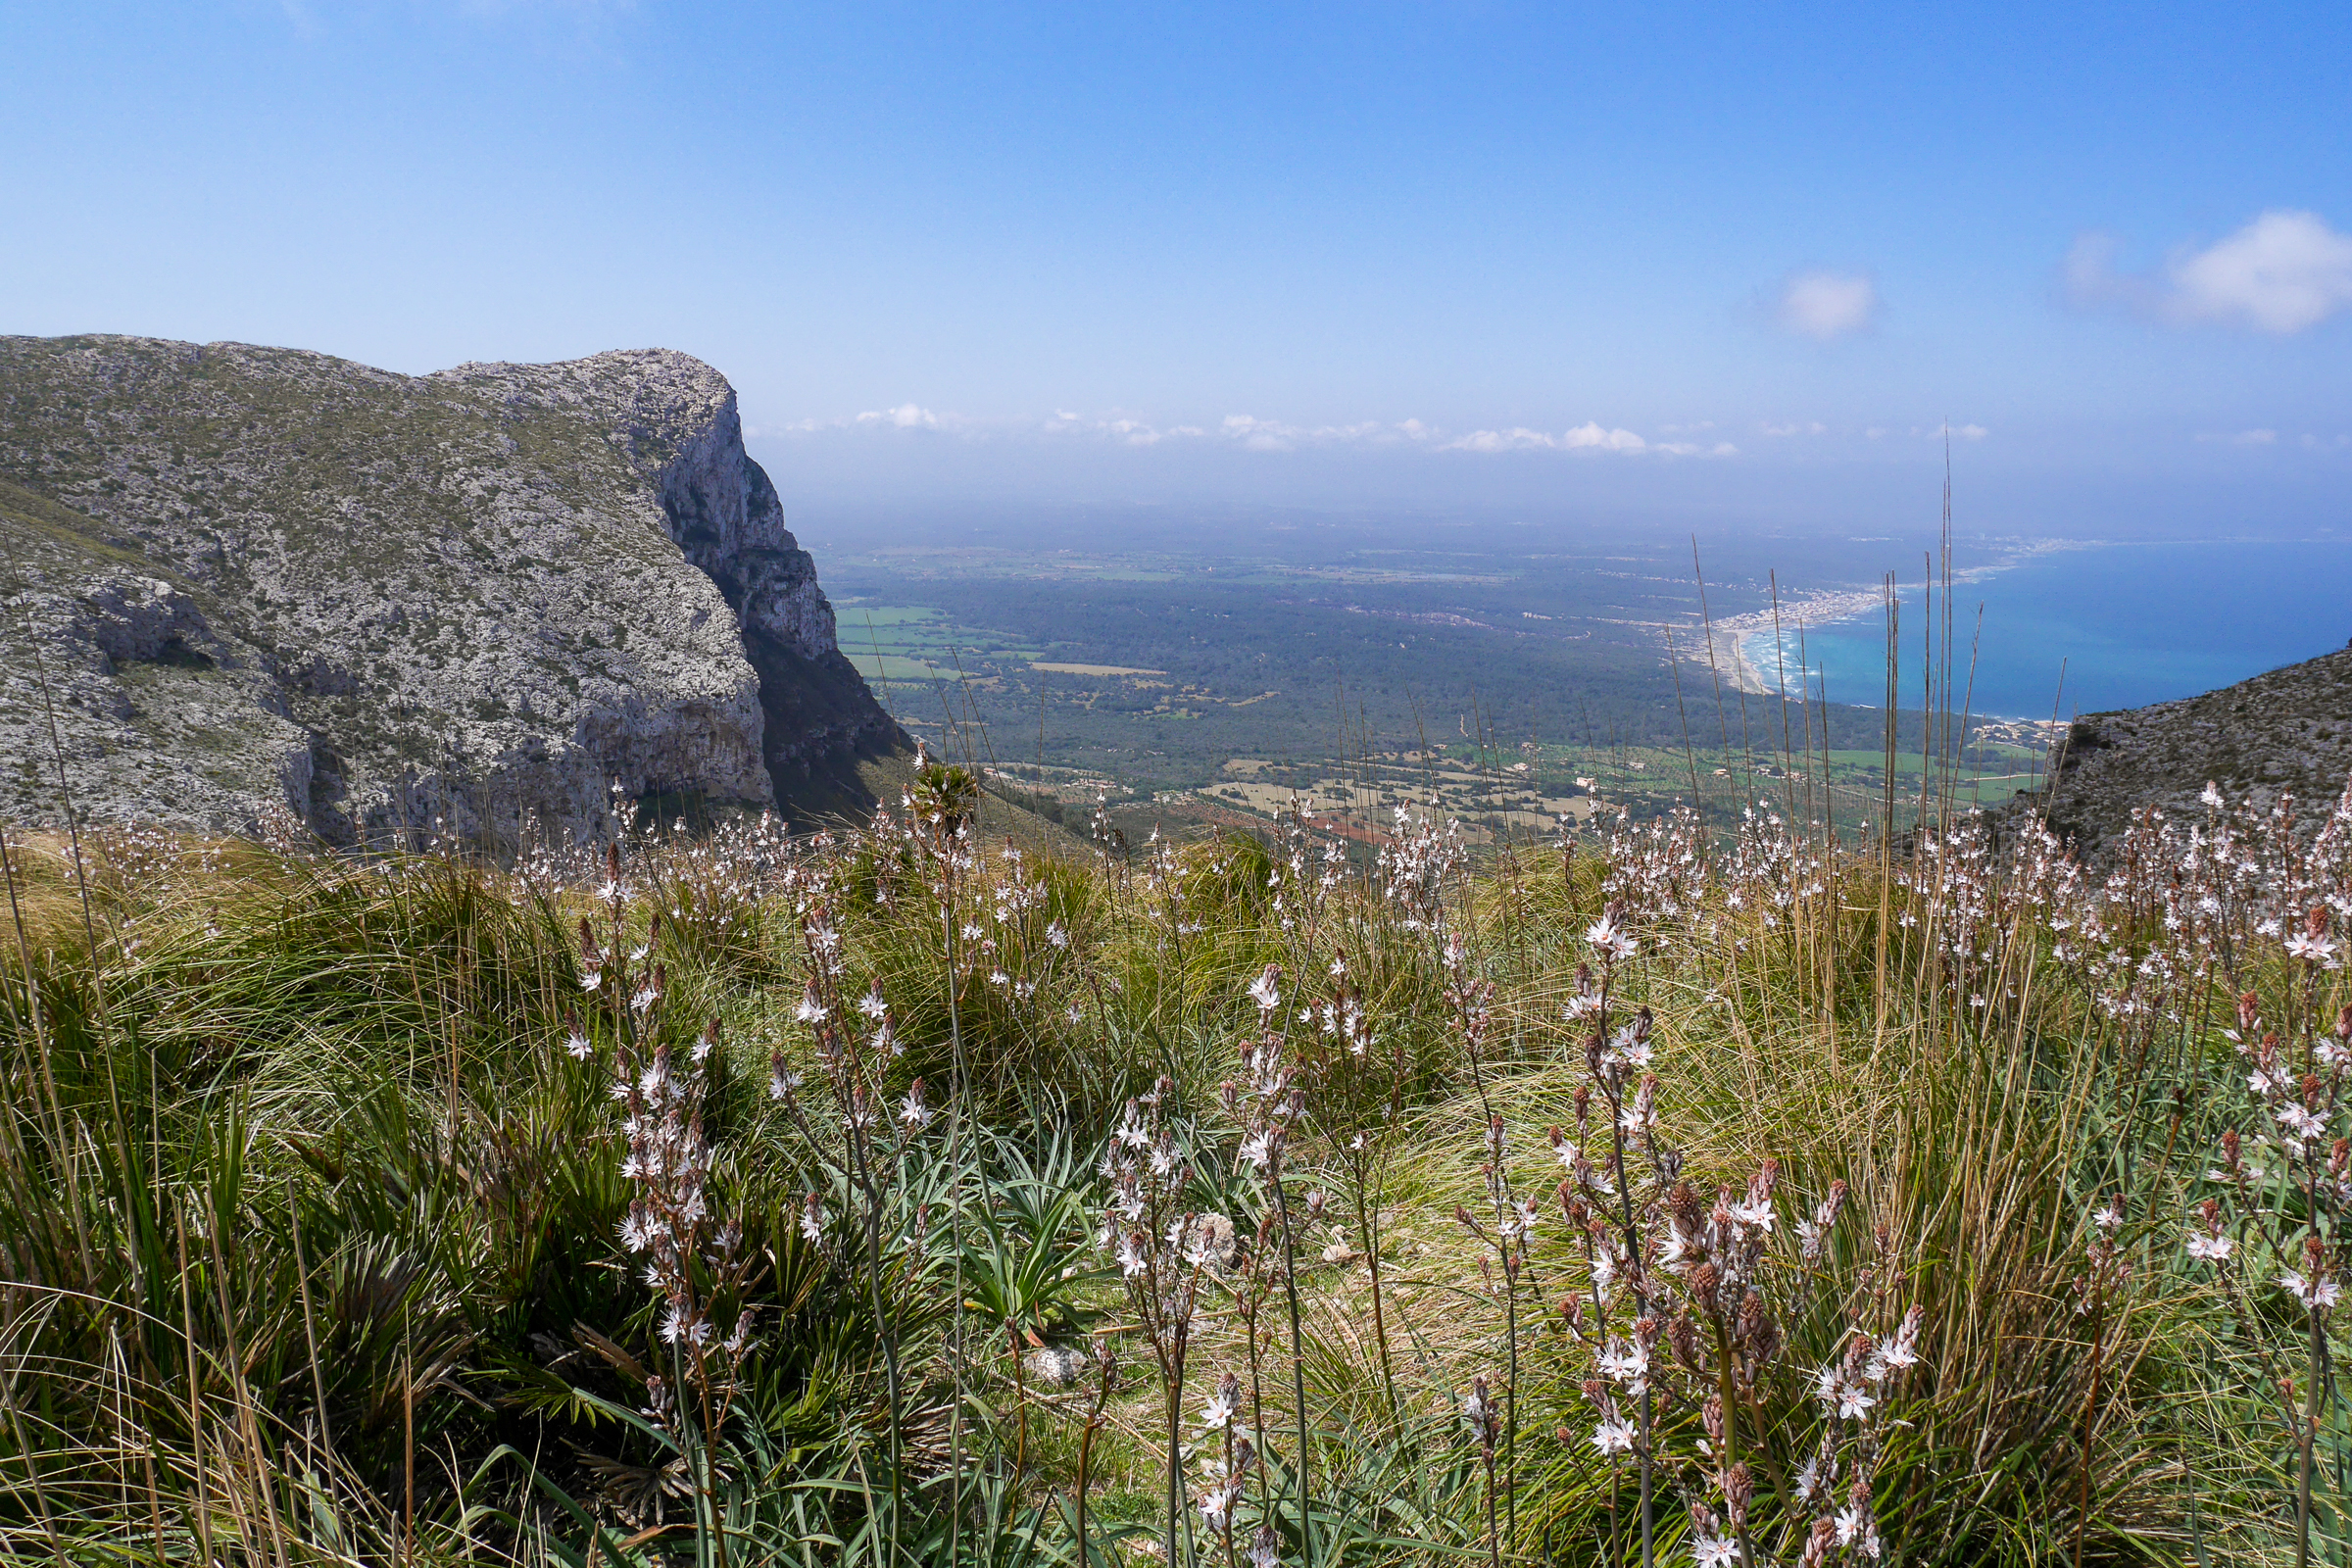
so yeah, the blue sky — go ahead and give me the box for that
[5,2,2349,530]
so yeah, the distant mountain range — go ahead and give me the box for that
[0,334,903,845]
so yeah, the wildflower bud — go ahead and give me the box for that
[1548,1124,1564,1149]
[1667,1315,1701,1370]
[1573,1085,1592,1126]
[1632,1005,1653,1044]
[1690,1261,1722,1314]
[2223,1128,2242,1173]
[1671,1181,1704,1235]
[1561,1295,1584,1328]
[1702,1395,1725,1446]
[1581,1378,1604,1400]
[2337,1003,2352,1043]
[2310,906,2331,940]
[2239,992,2262,1033]
[1634,1314,1662,1349]
[1455,1203,1477,1231]
[649,909,662,944]
[1802,1518,1836,1568]
[1738,1293,1779,1365]
[1725,1462,1754,1530]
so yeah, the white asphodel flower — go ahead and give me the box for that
[1691,1536,1740,1568]
[2279,1271,2343,1310]
[2286,931,2338,965]
[2278,1102,2328,1142]
[1597,1340,1647,1390]
[1248,964,1282,1013]
[1199,1385,1237,1432]
[1591,1416,1636,1454]
[1836,1504,1875,1549]
[2185,1232,2233,1262]
[1585,915,1637,962]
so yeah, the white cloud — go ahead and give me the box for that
[1449,425,1573,452]
[770,408,1742,459]
[1776,270,1880,341]
[1561,422,1647,452]
[857,403,938,428]
[1760,420,1829,437]
[1954,423,1987,441]
[1221,414,1293,451]
[2066,211,2352,334]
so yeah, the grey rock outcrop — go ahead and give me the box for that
[2012,646,2352,862]
[0,334,901,843]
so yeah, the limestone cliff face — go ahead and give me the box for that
[0,334,900,843]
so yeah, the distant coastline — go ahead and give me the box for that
[1694,538,2092,703]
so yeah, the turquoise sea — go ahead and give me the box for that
[1746,539,2352,720]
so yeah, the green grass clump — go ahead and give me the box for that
[0,778,2342,1565]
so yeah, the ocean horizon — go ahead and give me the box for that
[1741,536,2352,721]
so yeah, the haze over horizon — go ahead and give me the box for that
[5,2,2349,534]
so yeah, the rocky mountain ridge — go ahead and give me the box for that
[2017,644,2352,860]
[0,334,901,843]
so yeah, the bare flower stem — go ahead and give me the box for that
[1273,1160,1315,1568]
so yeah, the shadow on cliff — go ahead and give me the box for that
[743,628,909,830]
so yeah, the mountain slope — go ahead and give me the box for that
[2021,645,2352,859]
[0,334,902,843]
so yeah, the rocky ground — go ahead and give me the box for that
[0,335,901,845]
[2011,644,2352,861]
